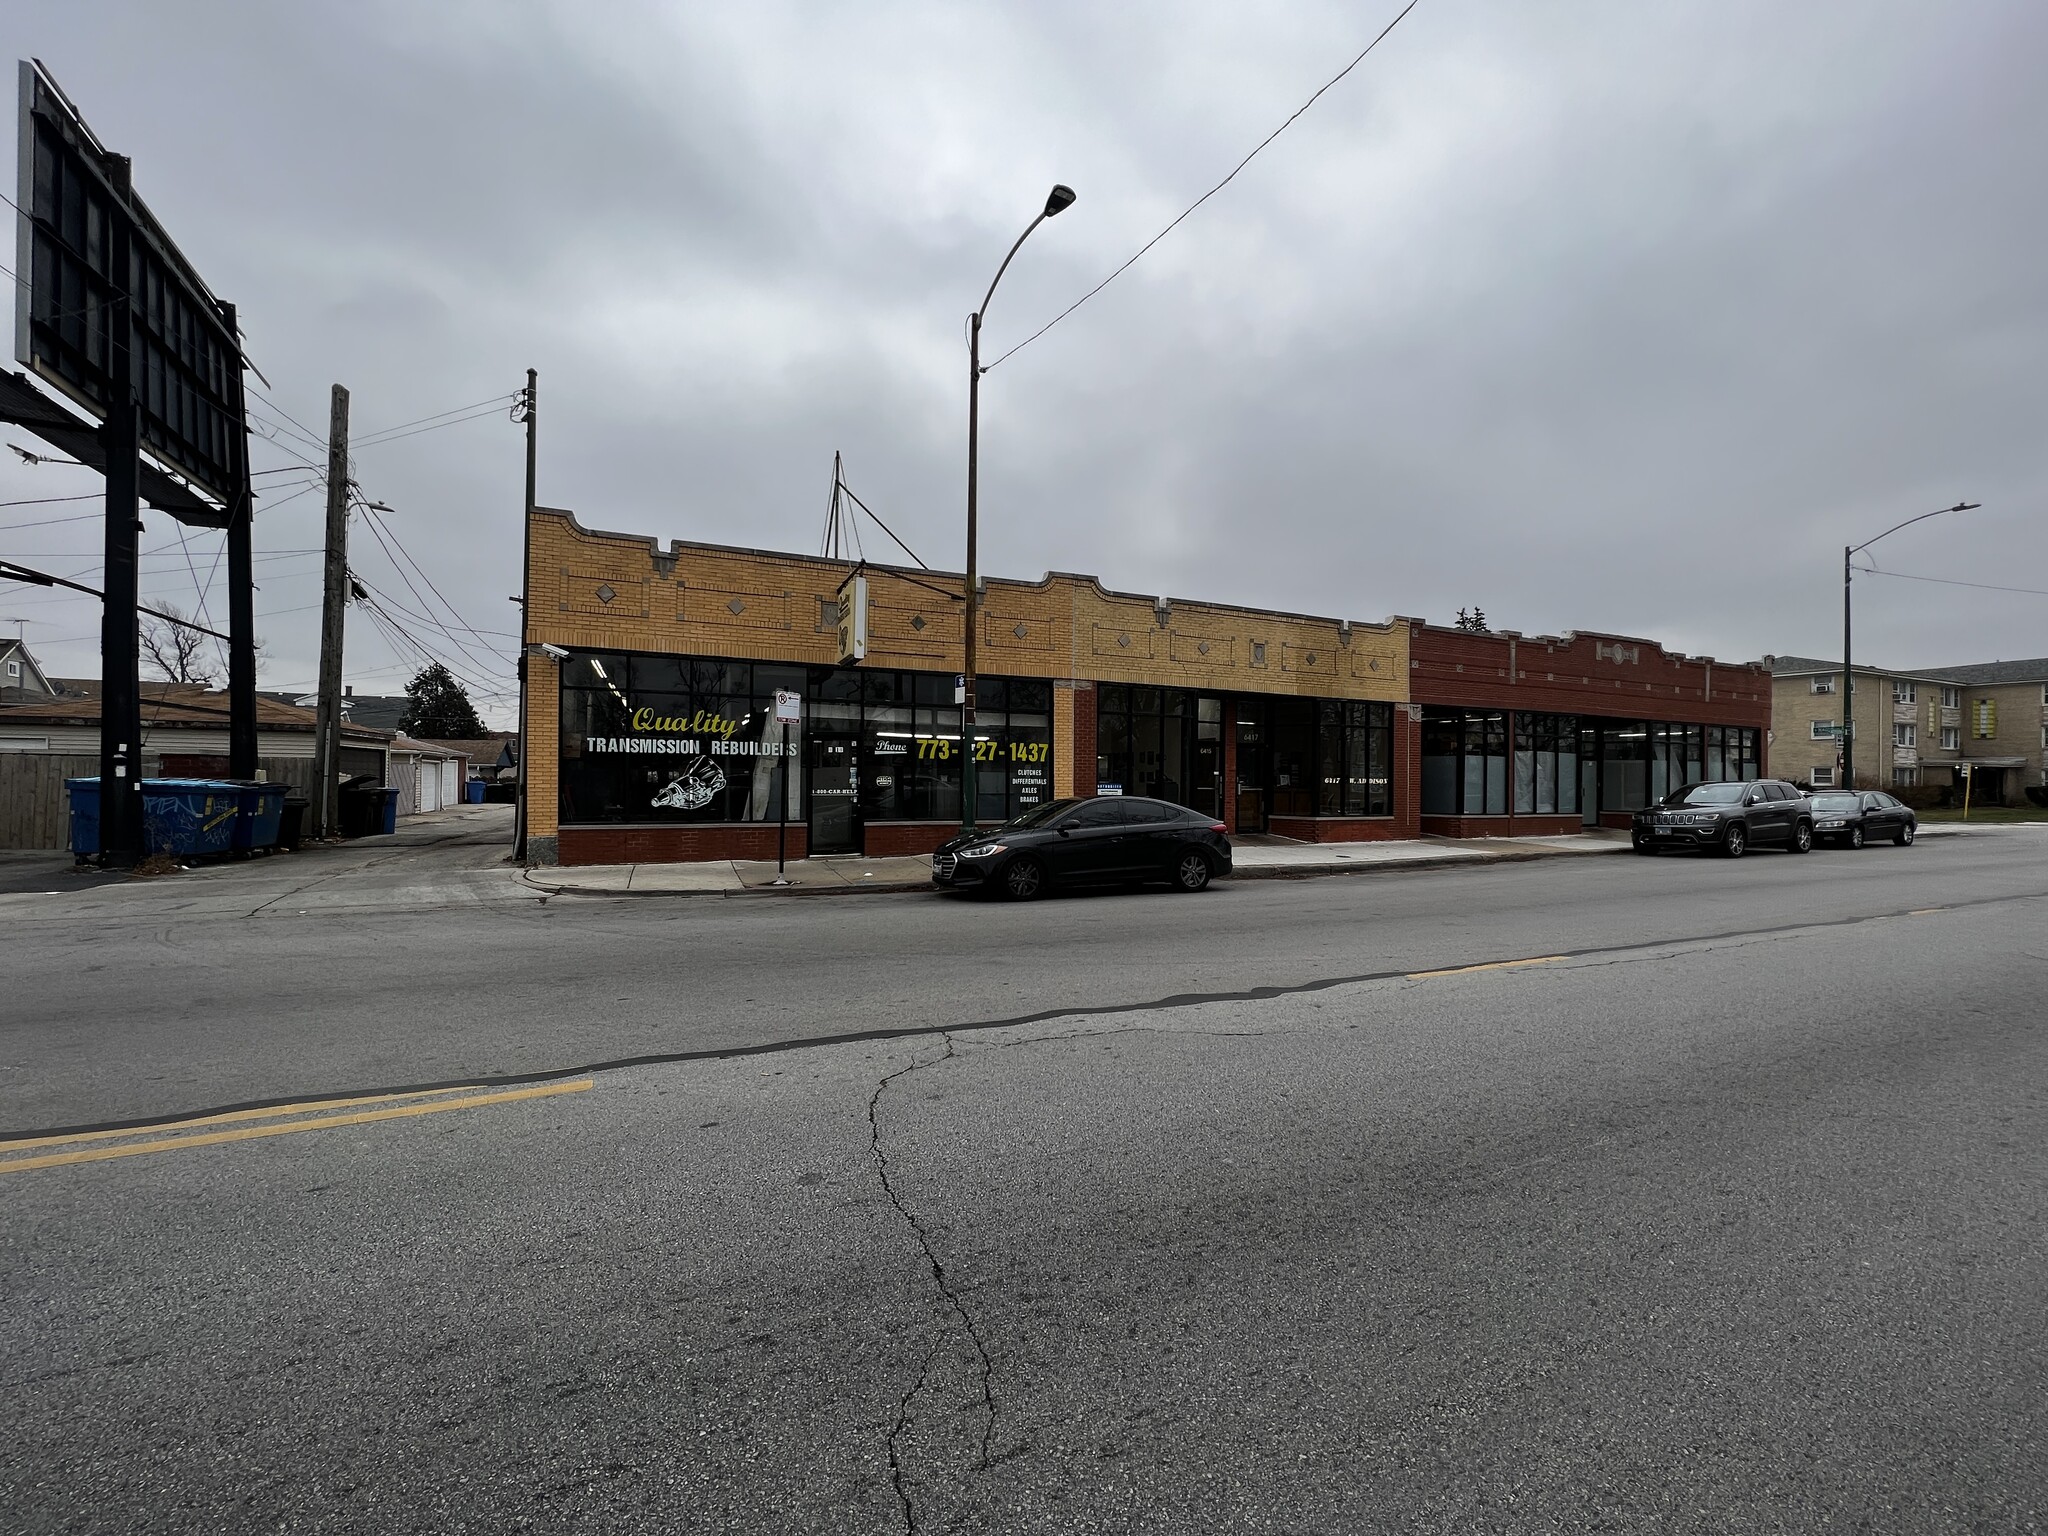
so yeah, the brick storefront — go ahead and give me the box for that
[521,509,1771,864]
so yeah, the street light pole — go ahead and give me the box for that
[962,183,1076,834]
[1842,500,1978,789]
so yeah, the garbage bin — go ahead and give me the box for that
[375,785,400,834]
[228,781,290,853]
[465,778,486,805]
[65,778,239,859]
[278,797,309,850]
[336,775,390,838]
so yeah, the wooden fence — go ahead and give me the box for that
[0,754,319,850]
[0,754,98,850]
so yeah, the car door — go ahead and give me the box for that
[1866,792,1897,836]
[1051,798,1136,884]
[1117,798,1183,879]
[1743,782,1777,842]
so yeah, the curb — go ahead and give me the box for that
[518,841,1632,900]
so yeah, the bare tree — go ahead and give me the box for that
[140,605,217,687]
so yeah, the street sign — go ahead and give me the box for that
[954,674,966,705]
[773,689,801,723]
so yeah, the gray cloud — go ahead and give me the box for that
[5,0,2043,720]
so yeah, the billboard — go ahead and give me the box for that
[13,60,242,507]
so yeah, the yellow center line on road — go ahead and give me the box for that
[1405,955,1569,981]
[0,1080,594,1176]
[0,1086,488,1153]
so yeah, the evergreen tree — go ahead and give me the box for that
[399,662,486,738]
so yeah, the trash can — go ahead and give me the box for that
[375,786,400,834]
[228,781,290,853]
[337,775,390,838]
[65,777,101,859]
[278,797,309,851]
[465,778,486,805]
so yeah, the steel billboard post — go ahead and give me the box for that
[11,61,256,860]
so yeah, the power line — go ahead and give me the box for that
[355,499,511,671]
[0,511,102,532]
[354,393,519,446]
[352,505,511,683]
[1858,567,2048,599]
[0,493,104,509]
[985,0,1422,371]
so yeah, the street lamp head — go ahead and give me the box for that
[1044,184,1077,217]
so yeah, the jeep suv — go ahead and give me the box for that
[1632,779,1814,858]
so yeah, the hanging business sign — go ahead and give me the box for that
[836,573,868,663]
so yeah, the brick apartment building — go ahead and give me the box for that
[521,508,1772,865]
[1772,655,2048,802]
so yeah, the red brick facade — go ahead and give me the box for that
[559,824,809,866]
[1408,625,1772,731]
[861,821,959,857]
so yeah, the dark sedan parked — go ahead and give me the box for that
[1632,779,1814,857]
[1808,790,1918,848]
[932,796,1232,899]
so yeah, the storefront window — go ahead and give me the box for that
[1421,707,1507,816]
[1512,713,1580,815]
[558,653,800,825]
[1317,700,1394,815]
[560,652,1051,826]
[1097,685,1223,814]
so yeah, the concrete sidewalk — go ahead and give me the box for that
[519,828,1652,899]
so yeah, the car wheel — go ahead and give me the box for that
[1848,824,1864,850]
[1791,820,1813,854]
[1002,856,1046,901]
[1173,851,1212,892]
[1723,823,1747,858]
[1896,822,1915,846]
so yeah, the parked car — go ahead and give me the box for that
[1808,790,1918,848]
[1631,779,1814,857]
[932,796,1232,899]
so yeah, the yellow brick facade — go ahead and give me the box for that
[524,507,1411,841]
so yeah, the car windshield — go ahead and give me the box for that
[1811,794,1861,812]
[1664,783,1746,806]
[1001,798,1079,830]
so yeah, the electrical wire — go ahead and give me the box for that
[0,493,104,509]
[354,498,511,671]
[354,393,519,446]
[1857,567,2048,599]
[985,0,1422,371]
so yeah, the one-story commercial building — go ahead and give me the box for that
[522,509,1773,866]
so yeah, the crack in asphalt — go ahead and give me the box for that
[867,1031,999,1532]
[11,883,2048,1144]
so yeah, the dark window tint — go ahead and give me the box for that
[1067,799,1129,829]
[1122,798,1180,824]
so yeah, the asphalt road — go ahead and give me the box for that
[3,825,2045,1532]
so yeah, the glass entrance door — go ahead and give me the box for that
[808,735,859,854]
[1234,703,1266,832]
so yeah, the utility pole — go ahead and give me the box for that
[220,300,259,781]
[1841,544,1853,790]
[98,176,144,865]
[514,369,537,862]
[312,385,351,839]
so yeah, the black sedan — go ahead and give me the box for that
[1808,790,1918,848]
[932,796,1232,900]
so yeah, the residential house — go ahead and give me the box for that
[0,638,58,703]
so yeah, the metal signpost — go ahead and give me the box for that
[770,689,801,884]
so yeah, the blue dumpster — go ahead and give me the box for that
[465,778,486,805]
[230,781,290,853]
[66,778,241,859]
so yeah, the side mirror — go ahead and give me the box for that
[1057,826,1071,837]
[1745,793,1761,805]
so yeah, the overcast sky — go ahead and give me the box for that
[6,1,2044,725]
